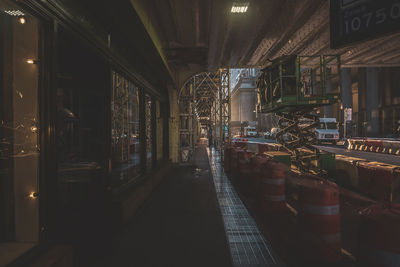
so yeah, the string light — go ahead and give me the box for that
[26,59,35,64]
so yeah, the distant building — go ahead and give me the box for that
[230,69,242,90]
[231,69,259,134]
[230,68,279,134]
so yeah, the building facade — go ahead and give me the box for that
[231,69,258,124]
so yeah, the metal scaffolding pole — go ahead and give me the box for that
[178,71,228,163]
[219,68,231,154]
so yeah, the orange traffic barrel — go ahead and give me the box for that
[298,176,342,263]
[358,203,400,267]
[250,154,269,198]
[234,141,247,149]
[357,161,400,202]
[259,161,286,212]
[224,145,234,173]
[230,147,242,178]
[258,143,270,154]
[238,150,253,194]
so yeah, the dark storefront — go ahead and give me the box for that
[0,0,169,265]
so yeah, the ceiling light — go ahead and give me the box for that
[26,59,38,64]
[28,192,39,199]
[231,2,249,13]
[4,10,25,16]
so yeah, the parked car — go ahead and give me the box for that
[244,126,257,137]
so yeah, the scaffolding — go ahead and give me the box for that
[178,69,231,164]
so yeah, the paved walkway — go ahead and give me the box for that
[104,145,232,267]
[208,147,283,267]
[98,144,283,266]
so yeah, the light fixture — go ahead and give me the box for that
[231,1,249,13]
[4,10,25,16]
[18,17,26,24]
[26,59,38,64]
[28,192,39,199]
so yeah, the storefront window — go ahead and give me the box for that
[0,1,40,263]
[111,72,141,186]
[156,100,163,161]
[55,28,108,220]
[145,94,153,170]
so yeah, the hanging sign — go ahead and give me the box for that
[330,0,400,48]
[344,108,352,121]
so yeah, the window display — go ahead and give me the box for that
[145,94,153,170]
[0,0,40,261]
[56,28,108,209]
[111,72,141,186]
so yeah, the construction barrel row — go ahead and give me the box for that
[347,138,400,155]
[223,142,400,266]
[231,141,400,204]
[335,154,400,203]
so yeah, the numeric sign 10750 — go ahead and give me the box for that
[344,1,400,34]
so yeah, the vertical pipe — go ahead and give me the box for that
[219,70,223,152]
[192,78,195,158]
[228,68,231,143]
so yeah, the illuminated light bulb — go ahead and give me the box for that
[29,192,38,199]
[26,59,35,64]
[30,126,38,133]
[231,3,249,13]
[18,17,26,24]
[16,90,23,98]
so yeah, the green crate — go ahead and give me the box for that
[318,152,336,172]
[263,151,291,166]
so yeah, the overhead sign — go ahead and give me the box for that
[330,0,400,48]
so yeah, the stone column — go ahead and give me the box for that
[366,67,380,137]
[168,85,179,163]
[341,68,352,137]
[324,74,333,118]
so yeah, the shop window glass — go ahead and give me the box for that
[0,1,40,263]
[111,72,140,186]
[145,94,153,170]
[156,101,163,161]
[55,28,108,232]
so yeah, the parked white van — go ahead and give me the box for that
[244,126,257,137]
[316,118,339,145]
